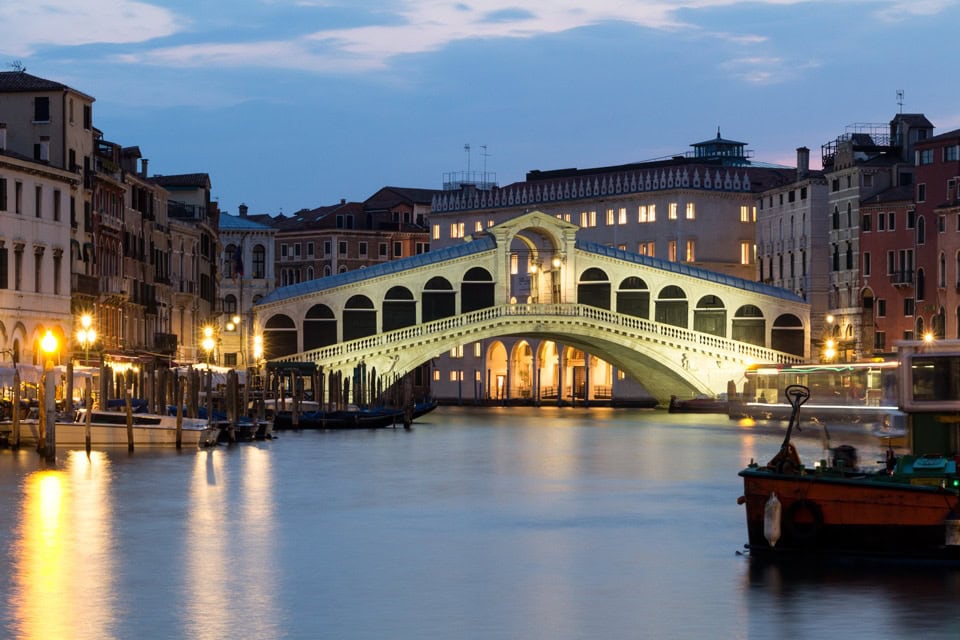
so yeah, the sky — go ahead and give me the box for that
[4,0,960,218]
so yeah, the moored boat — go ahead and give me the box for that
[668,394,728,414]
[16,408,222,448]
[272,406,406,430]
[737,340,960,563]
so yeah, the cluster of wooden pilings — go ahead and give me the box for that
[265,362,415,412]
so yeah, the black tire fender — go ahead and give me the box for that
[782,499,823,546]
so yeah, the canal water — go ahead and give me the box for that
[1,406,959,639]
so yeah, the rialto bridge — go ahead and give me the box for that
[253,211,808,405]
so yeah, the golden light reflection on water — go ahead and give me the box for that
[10,452,116,640]
[185,447,279,639]
[186,451,230,640]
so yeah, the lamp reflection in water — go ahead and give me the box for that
[10,453,115,640]
[39,330,58,459]
[185,449,279,638]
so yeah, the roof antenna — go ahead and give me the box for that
[896,89,904,114]
[464,143,471,174]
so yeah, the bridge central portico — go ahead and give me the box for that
[254,211,809,404]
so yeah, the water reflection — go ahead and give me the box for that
[9,452,115,640]
[185,450,230,639]
[743,557,960,637]
[184,446,279,639]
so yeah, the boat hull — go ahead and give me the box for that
[9,417,219,448]
[739,468,960,561]
[273,408,405,430]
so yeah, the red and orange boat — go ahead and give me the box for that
[738,340,960,562]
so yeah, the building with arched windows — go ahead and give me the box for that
[218,207,276,368]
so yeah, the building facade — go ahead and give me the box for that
[822,114,933,362]
[755,147,830,357]
[218,205,276,369]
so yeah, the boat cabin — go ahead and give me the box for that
[897,340,960,459]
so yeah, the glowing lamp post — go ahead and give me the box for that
[39,330,59,460]
[201,325,216,365]
[76,313,96,366]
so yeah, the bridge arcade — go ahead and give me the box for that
[254,211,808,405]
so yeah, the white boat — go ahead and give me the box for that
[8,408,220,448]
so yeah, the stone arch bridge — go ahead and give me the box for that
[254,211,808,404]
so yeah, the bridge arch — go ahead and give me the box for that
[304,304,337,350]
[488,340,508,400]
[343,295,376,341]
[461,267,494,313]
[694,295,726,337]
[656,285,688,328]
[772,313,804,356]
[383,286,416,332]
[616,276,649,318]
[263,313,297,358]
[578,267,611,309]
[423,276,456,323]
[732,304,765,346]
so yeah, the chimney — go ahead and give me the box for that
[796,147,810,179]
[140,158,149,178]
[0,123,7,151]
[239,203,248,218]
[340,198,346,205]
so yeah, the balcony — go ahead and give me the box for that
[154,332,178,355]
[891,270,914,287]
[71,273,99,297]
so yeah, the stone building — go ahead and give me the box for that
[821,113,933,361]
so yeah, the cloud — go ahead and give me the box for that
[0,0,181,57]
[7,0,954,78]
[719,56,822,85]
[874,0,957,20]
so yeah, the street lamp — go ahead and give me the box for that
[76,313,97,366]
[201,325,216,365]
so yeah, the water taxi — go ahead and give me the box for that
[8,407,220,449]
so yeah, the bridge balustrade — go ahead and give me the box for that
[281,302,804,369]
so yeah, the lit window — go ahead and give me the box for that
[618,207,627,224]
[450,345,463,358]
[638,206,648,223]
[488,219,494,228]
[580,211,588,227]
[473,343,481,357]
[588,210,596,227]
[606,209,614,225]
[511,254,518,275]
[433,370,440,381]
[669,240,677,261]
[669,203,678,220]
[449,371,458,382]
[685,240,695,262]
[740,206,750,222]
[474,220,483,232]
[740,241,752,265]
[685,203,695,220]
[648,204,656,222]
